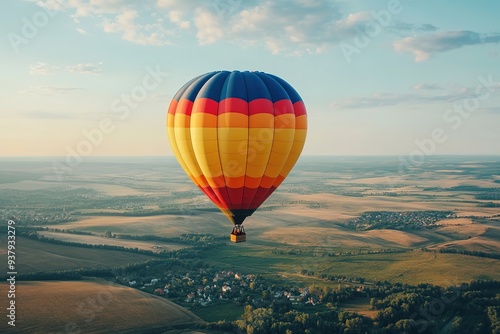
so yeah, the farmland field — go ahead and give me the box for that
[37,231,185,252]
[0,280,203,334]
[0,237,156,274]
[199,242,500,286]
[338,298,377,319]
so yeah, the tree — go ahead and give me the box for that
[488,307,500,334]
[104,230,113,238]
[345,317,369,333]
[394,319,415,332]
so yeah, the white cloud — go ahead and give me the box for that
[103,8,172,46]
[34,0,66,11]
[29,62,59,75]
[413,83,442,91]
[331,86,481,110]
[168,10,190,29]
[194,9,224,45]
[35,0,352,53]
[18,110,77,120]
[189,0,351,54]
[35,1,173,46]
[66,63,103,74]
[388,22,438,34]
[29,62,103,75]
[40,0,490,58]
[18,86,82,95]
[394,30,500,62]
[76,27,87,34]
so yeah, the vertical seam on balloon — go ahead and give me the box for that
[216,72,234,216]
[176,72,216,197]
[257,74,297,206]
[169,99,197,187]
[269,77,304,190]
[196,72,229,213]
[183,73,212,188]
[241,71,251,212]
[251,72,277,209]
[242,72,270,210]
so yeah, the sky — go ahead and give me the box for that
[1,0,499,158]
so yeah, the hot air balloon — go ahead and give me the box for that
[167,71,307,242]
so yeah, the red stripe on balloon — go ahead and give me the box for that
[241,187,259,210]
[293,101,307,116]
[274,99,294,116]
[249,186,276,209]
[212,187,232,209]
[249,98,274,115]
[219,98,248,115]
[209,185,280,211]
[199,186,224,208]
[226,187,244,209]
[176,99,194,116]
[192,98,218,116]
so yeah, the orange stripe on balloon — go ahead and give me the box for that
[173,113,190,127]
[249,114,274,128]
[194,175,209,188]
[191,113,217,127]
[259,175,276,188]
[206,174,226,188]
[167,100,178,115]
[272,174,286,187]
[275,114,295,129]
[244,175,262,189]
[224,175,245,188]
[218,113,248,127]
[295,115,307,129]
[166,114,175,127]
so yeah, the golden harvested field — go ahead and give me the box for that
[442,236,500,253]
[38,232,184,252]
[0,280,203,334]
[261,226,429,249]
[46,213,230,236]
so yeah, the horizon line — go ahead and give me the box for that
[1,154,500,159]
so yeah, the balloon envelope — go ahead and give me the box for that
[167,70,307,226]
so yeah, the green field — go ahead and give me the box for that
[193,303,246,322]
[1,237,155,274]
[199,242,500,286]
[338,297,377,319]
